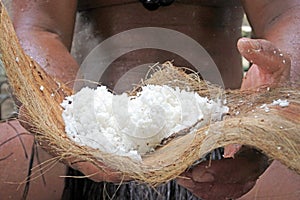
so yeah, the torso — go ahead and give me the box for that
[70,1,243,198]
[73,0,244,91]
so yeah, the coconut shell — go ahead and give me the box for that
[0,1,299,186]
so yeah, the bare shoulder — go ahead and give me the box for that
[0,120,66,200]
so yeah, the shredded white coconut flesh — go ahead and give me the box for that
[61,85,228,161]
[272,99,289,107]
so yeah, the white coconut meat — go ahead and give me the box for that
[61,85,228,161]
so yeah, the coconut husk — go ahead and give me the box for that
[0,1,299,186]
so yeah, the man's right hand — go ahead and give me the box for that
[177,148,269,200]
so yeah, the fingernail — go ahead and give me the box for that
[193,172,215,182]
[249,40,261,51]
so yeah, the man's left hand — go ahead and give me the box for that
[237,37,291,90]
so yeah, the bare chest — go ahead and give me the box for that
[77,0,241,11]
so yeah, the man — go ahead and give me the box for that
[0,0,299,199]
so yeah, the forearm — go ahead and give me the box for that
[12,0,78,85]
[242,0,300,82]
[15,28,79,86]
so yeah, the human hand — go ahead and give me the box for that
[223,38,292,159]
[237,38,291,90]
[177,148,269,200]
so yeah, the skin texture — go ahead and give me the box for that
[1,0,299,199]
[241,0,300,83]
[0,120,65,200]
[238,38,291,90]
[177,148,270,200]
[11,0,79,85]
[240,160,300,200]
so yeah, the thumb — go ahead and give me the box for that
[237,38,290,74]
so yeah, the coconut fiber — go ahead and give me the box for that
[0,1,299,188]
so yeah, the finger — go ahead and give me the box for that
[240,64,263,90]
[197,182,256,200]
[237,38,291,74]
[177,149,269,200]
[177,179,255,200]
[224,144,242,158]
[176,176,196,188]
[70,160,129,183]
[186,152,268,183]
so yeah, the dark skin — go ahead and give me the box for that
[177,148,270,200]
[1,0,299,199]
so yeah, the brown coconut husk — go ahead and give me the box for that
[0,1,299,186]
